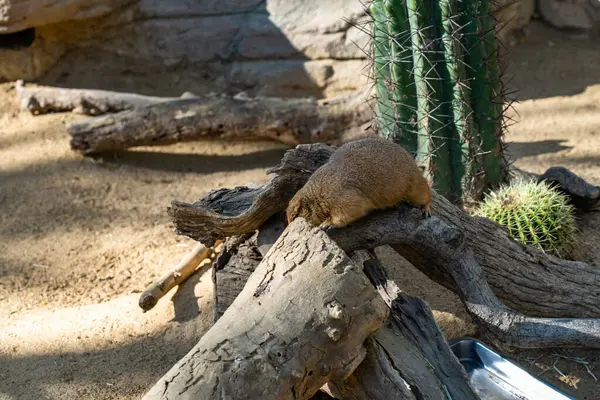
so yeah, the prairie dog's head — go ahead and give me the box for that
[286,188,331,228]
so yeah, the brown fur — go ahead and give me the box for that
[286,137,432,228]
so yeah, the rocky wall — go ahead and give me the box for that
[0,0,538,97]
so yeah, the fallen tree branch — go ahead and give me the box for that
[168,143,600,319]
[206,220,477,399]
[138,240,221,312]
[15,80,198,116]
[539,166,600,211]
[329,207,600,350]
[207,220,476,399]
[205,201,600,352]
[67,91,373,154]
[143,219,389,399]
[168,144,333,247]
[199,190,600,351]
[324,250,478,400]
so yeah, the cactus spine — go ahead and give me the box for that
[370,0,508,203]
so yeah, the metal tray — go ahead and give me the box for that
[449,338,575,400]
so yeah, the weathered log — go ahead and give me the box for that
[323,335,418,400]
[210,233,260,323]
[209,224,476,399]
[67,91,373,154]
[202,191,600,351]
[15,80,198,116]
[323,251,477,400]
[539,166,600,211]
[168,144,333,247]
[169,143,600,319]
[143,219,389,399]
[211,213,287,322]
[329,207,600,350]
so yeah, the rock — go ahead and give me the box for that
[493,0,536,45]
[538,0,600,32]
[137,0,266,18]
[0,30,66,81]
[266,0,365,34]
[0,0,135,33]
[227,59,368,97]
[0,0,536,97]
[236,14,303,60]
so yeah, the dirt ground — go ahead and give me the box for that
[1,20,600,399]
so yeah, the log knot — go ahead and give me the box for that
[327,301,345,320]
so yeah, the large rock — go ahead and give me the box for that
[538,0,600,32]
[90,0,369,64]
[0,0,536,97]
[226,59,368,97]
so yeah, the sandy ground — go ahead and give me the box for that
[1,20,600,399]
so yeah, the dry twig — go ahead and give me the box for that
[138,240,222,312]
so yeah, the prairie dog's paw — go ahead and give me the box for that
[319,221,334,232]
[424,208,431,218]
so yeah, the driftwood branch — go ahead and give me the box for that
[143,219,389,399]
[15,80,198,115]
[323,250,478,400]
[67,91,373,154]
[329,207,600,350]
[207,224,477,399]
[138,240,220,312]
[169,144,333,247]
[169,143,600,320]
[198,221,477,399]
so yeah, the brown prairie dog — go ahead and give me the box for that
[286,137,432,228]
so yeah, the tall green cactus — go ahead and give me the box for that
[370,0,508,204]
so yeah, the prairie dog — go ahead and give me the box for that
[286,137,432,228]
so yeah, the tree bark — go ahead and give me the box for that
[169,143,600,320]
[329,207,600,350]
[168,144,334,247]
[179,223,478,399]
[15,80,197,115]
[210,233,261,323]
[210,213,287,323]
[67,91,373,154]
[323,251,477,400]
[143,219,389,400]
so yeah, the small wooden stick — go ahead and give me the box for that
[138,241,222,312]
